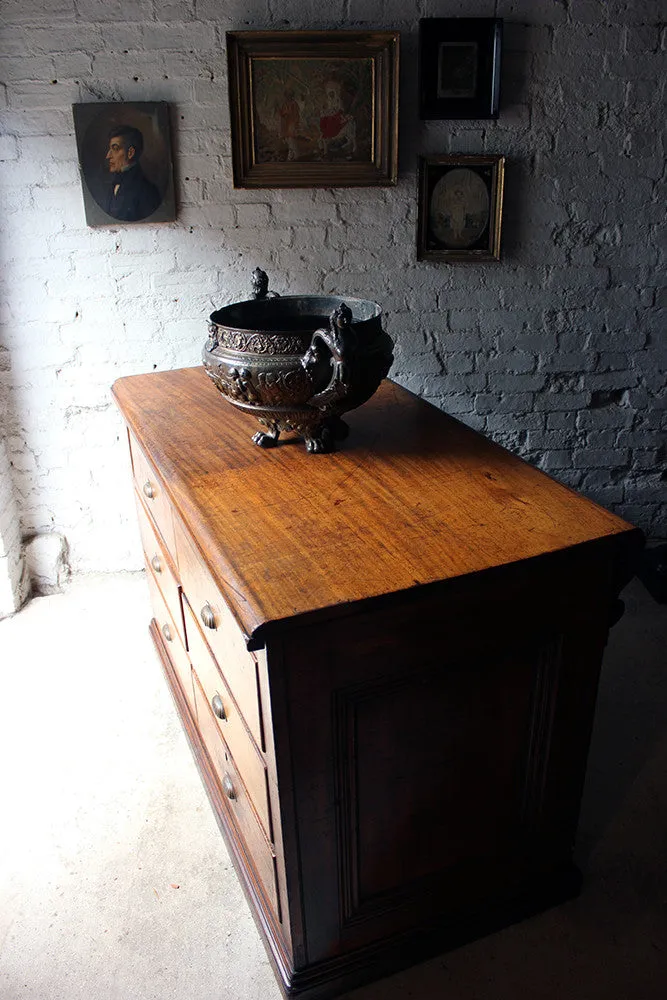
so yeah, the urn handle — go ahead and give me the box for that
[303,302,356,413]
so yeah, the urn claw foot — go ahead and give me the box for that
[305,425,335,454]
[252,429,280,449]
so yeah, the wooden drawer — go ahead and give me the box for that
[175,517,264,748]
[145,562,196,721]
[185,599,272,841]
[129,431,176,560]
[136,493,186,649]
[193,672,279,918]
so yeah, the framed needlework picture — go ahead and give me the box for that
[227,30,399,188]
[417,155,505,263]
[73,102,175,226]
[419,18,502,120]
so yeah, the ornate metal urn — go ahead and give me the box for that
[203,269,394,453]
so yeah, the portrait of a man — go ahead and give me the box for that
[103,125,161,222]
[73,102,175,226]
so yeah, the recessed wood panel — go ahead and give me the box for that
[334,640,559,920]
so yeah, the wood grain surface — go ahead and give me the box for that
[112,367,639,644]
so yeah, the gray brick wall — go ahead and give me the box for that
[0,0,664,574]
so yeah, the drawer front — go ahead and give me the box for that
[175,518,264,748]
[130,432,177,560]
[193,673,279,917]
[185,599,271,841]
[146,563,196,720]
[136,494,186,649]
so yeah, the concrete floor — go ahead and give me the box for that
[0,572,665,1000]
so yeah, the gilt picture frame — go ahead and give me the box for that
[73,101,175,226]
[417,155,505,263]
[419,18,502,120]
[227,30,400,188]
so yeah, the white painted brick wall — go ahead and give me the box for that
[0,443,25,614]
[0,344,25,614]
[0,0,665,576]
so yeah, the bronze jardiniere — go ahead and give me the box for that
[203,270,394,453]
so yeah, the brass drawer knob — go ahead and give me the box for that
[143,480,156,499]
[200,602,216,630]
[211,694,226,721]
[151,555,162,574]
[222,774,235,800]
[162,623,172,643]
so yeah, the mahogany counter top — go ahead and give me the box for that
[112,366,640,646]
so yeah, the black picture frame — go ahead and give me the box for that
[73,101,176,226]
[417,154,505,263]
[419,18,502,120]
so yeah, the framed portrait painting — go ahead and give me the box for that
[73,102,175,226]
[227,31,399,188]
[417,155,505,263]
[419,18,502,120]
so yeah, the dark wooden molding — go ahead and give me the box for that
[276,861,582,999]
[521,636,563,832]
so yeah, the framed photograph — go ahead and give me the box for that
[227,30,399,188]
[419,18,502,120]
[73,102,175,226]
[417,155,505,263]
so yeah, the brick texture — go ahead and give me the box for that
[0,0,664,576]
[0,435,25,615]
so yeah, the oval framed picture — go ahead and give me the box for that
[417,154,505,262]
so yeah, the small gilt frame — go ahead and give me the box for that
[417,154,505,263]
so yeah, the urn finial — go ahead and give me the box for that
[251,267,269,299]
[250,268,279,300]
